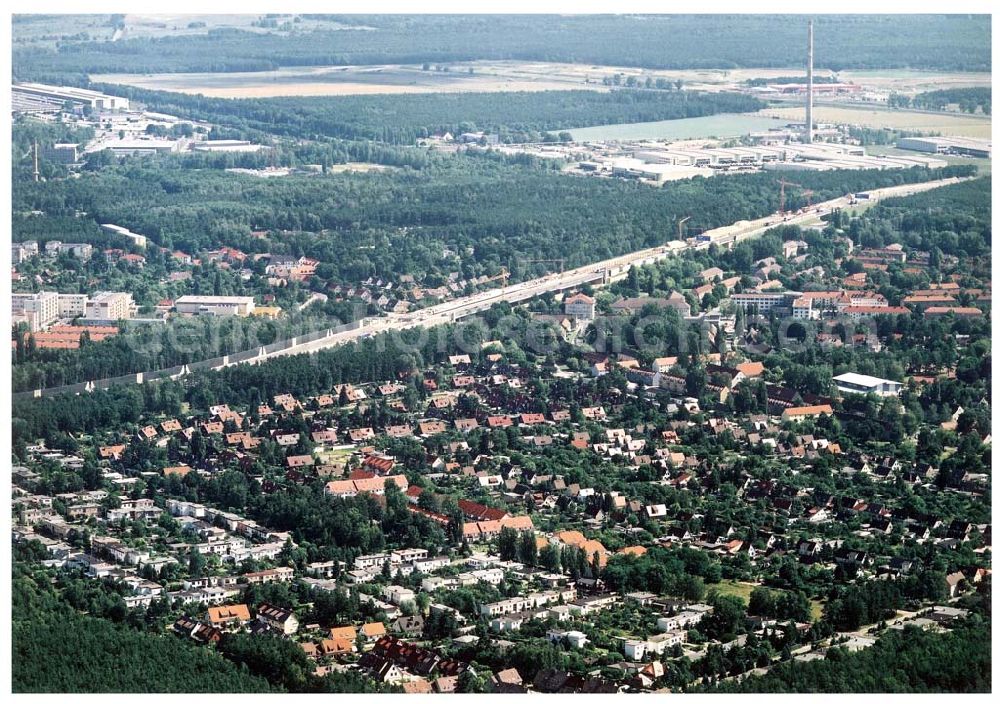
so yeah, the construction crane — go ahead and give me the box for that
[676,215,691,242]
[776,178,804,215]
[484,267,510,285]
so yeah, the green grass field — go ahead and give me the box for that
[710,580,825,621]
[810,599,825,620]
[709,579,757,603]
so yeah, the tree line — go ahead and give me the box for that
[14,14,991,81]
[911,87,991,115]
[704,613,990,692]
[88,84,766,145]
[12,565,277,693]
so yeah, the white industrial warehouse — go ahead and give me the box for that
[896,136,991,159]
[629,142,947,173]
[833,372,903,397]
[12,82,130,113]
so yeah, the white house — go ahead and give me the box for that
[548,629,589,649]
[833,372,902,397]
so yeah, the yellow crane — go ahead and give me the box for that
[777,180,817,214]
[485,267,510,285]
[677,216,691,240]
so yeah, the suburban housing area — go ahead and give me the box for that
[8,11,992,696]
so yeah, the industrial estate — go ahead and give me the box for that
[8,12,992,696]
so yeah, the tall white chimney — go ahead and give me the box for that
[806,19,814,144]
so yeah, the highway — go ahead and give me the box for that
[14,175,966,399]
[267,175,965,359]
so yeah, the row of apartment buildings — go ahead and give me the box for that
[12,290,134,331]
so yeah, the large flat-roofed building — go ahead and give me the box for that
[44,241,93,261]
[731,292,800,313]
[192,140,267,153]
[43,143,80,164]
[84,292,134,321]
[616,140,945,180]
[12,292,60,331]
[175,295,255,317]
[12,240,39,264]
[99,224,148,249]
[896,136,991,159]
[13,83,130,112]
[749,82,863,97]
[58,293,89,318]
[610,158,712,182]
[833,372,902,397]
[96,139,179,157]
[11,291,121,330]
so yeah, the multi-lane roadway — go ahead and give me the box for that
[16,176,967,398]
[271,175,965,359]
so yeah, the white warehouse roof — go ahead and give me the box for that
[833,372,900,388]
[175,295,254,305]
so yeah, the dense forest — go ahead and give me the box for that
[11,158,977,391]
[88,85,765,145]
[13,156,976,286]
[13,14,991,82]
[911,87,991,114]
[12,566,277,692]
[703,616,991,692]
[12,552,397,693]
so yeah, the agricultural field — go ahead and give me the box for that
[87,61,819,99]
[91,63,593,98]
[116,13,369,39]
[91,60,993,102]
[761,104,992,138]
[837,68,992,95]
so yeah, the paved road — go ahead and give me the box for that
[16,175,967,397]
[269,175,965,360]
